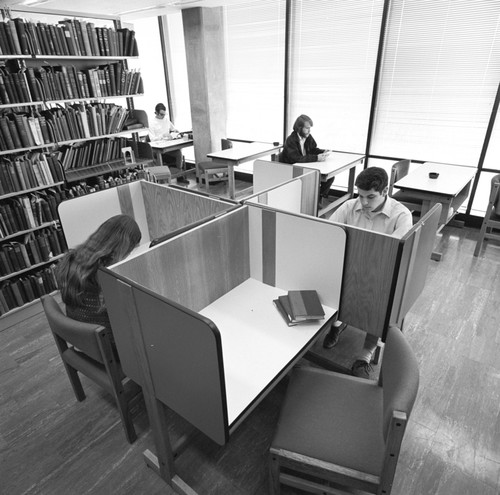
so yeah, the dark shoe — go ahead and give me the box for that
[351,360,373,379]
[177,176,189,184]
[322,322,347,349]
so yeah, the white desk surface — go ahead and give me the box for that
[199,278,336,425]
[294,151,365,175]
[150,137,193,149]
[394,162,475,196]
[207,142,281,163]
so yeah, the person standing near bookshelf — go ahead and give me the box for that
[149,103,188,184]
[56,215,141,328]
[323,167,413,378]
[279,114,334,201]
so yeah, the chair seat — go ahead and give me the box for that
[272,367,385,477]
[199,161,228,172]
[392,190,422,207]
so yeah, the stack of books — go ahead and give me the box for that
[273,290,325,326]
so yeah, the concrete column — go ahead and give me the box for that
[182,7,227,174]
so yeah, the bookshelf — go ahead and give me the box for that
[0,9,150,320]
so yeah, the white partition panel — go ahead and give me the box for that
[58,187,123,248]
[247,206,345,310]
[274,213,344,310]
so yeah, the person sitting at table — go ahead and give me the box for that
[323,167,413,378]
[280,114,334,200]
[150,103,188,184]
[56,214,142,329]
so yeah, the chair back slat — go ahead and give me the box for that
[381,326,419,441]
[389,159,411,196]
[41,295,104,364]
[491,174,500,216]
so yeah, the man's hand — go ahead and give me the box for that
[318,152,329,162]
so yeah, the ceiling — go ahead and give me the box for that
[1,0,241,21]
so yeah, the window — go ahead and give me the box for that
[371,0,500,167]
[224,0,286,142]
[288,0,383,152]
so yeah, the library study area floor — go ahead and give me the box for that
[1,218,500,494]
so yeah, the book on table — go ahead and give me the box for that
[273,290,325,326]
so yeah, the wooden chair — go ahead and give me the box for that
[389,159,423,213]
[198,138,232,191]
[474,174,500,256]
[269,326,419,495]
[41,294,139,444]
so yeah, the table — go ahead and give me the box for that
[150,137,194,182]
[142,278,336,492]
[199,278,336,426]
[207,142,282,199]
[393,162,475,260]
[296,151,365,217]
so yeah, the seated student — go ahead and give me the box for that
[323,167,413,378]
[280,114,334,200]
[150,103,188,184]
[56,215,141,328]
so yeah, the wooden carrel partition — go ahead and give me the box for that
[58,180,236,249]
[245,164,319,216]
[99,205,346,446]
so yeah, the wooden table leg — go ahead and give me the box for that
[228,163,235,199]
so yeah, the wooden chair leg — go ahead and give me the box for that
[269,451,282,495]
[474,223,488,256]
[113,386,137,444]
[62,362,86,401]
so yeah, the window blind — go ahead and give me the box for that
[371,0,500,166]
[224,0,286,142]
[288,0,383,152]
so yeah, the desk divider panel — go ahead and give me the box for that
[100,204,346,445]
[58,180,235,250]
[391,203,442,325]
[111,207,251,312]
[334,225,401,338]
[252,159,319,196]
[99,269,229,445]
[247,206,345,310]
[58,183,127,248]
[244,169,319,216]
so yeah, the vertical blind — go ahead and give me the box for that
[371,0,500,166]
[288,0,383,152]
[224,0,286,142]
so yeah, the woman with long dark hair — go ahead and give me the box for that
[56,214,141,327]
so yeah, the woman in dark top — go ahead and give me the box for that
[280,114,334,199]
[56,214,141,327]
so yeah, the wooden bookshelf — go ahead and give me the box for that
[0,220,59,242]
[0,253,65,283]
[65,157,153,182]
[0,9,146,320]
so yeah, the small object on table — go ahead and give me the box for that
[429,172,439,179]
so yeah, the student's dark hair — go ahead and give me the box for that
[355,167,389,193]
[56,215,141,307]
[293,114,313,134]
[155,103,166,114]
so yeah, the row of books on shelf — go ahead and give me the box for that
[0,103,131,151]
[0,153,64,194]
[0,263,58,316]
[58,136,130,171]
[273,290,325,326]
[0,227,67,277]
[0,17,138,57]
[0,191,61,238]
[66,170,144,195]
[0,60,143,105]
